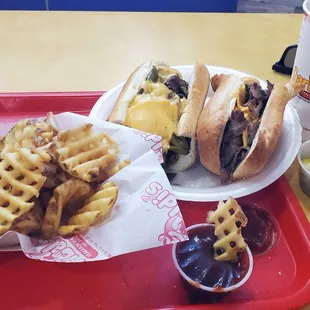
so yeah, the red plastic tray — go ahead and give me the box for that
[0,92,309,310]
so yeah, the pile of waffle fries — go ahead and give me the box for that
[0,113,130,238]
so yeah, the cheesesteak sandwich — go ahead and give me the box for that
[197,74,302,183]
[108,61,210,171]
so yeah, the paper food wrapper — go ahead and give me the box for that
[0,112,188,262]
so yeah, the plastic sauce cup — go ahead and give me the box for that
[172,223,253,302]
[297,140,310,196]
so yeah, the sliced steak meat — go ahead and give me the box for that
[220,136,243,168]
[249,82,269,102]
[247,82,273,119]
[266,80,274,96]
[220,167,230,184]
[237,147,250,165]
[248,99,264,119]
[226,110,248,136]
[220,110,248,183]
[248,101,259,119]
[164,75,188,99]
[220,143,249,183]
[247,119,260,146]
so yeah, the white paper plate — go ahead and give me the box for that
[90,65,302,202]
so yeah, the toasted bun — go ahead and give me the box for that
[197,73,301,180]
[169,138,197,171]
[177,63,210,138]
[108,61,169,124]
[197,74,243,175]
[170,63,210,171]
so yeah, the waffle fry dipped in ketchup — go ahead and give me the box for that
[207,197,248,262]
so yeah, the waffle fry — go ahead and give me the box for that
[56,124,119,182]
[92,159,131,185]
[44,112,60,132]
[41,178,92,238]
[106,159,131,177]
[58,182,118,237]
[42,161,70,189]
[0,148,51,236]
[207,197,248,262]
[0,137,4,153]
[0,119,58,156]
[11,198,44,235]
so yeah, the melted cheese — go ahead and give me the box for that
[125,65,185,152]
[157,66,183,82]
[244,112,251,122]
[236,85,250,147]
[125,95,179,152]
[179,98,187,115]
[242,128,248,147]
[236,85,249,113]
[140,81,171,97]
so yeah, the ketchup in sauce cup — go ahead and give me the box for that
[172,223,253,303]
[242,204,279,255]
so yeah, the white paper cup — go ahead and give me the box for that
[291,0,310,142]
[172,223,253,297]
[297,140,310,196]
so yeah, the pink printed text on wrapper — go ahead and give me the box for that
[133,130,163,163]
[141,182,187,245]
[26,235,99,262]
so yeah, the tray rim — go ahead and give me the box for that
[0,91,309,310]
[0,91,103,97]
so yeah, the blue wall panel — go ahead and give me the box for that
[0,0,46,10]
[49,0,238,12]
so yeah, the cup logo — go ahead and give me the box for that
[292,66,310,101]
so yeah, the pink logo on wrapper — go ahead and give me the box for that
[26,235,98,262]
[141,182,187,245]
[133,130,163,163]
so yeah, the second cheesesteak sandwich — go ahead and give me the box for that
[197,73,302,183]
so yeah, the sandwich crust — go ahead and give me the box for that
[177,63,210,138]
[171,63,210,171]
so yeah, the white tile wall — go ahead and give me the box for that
[237,0,304,13]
